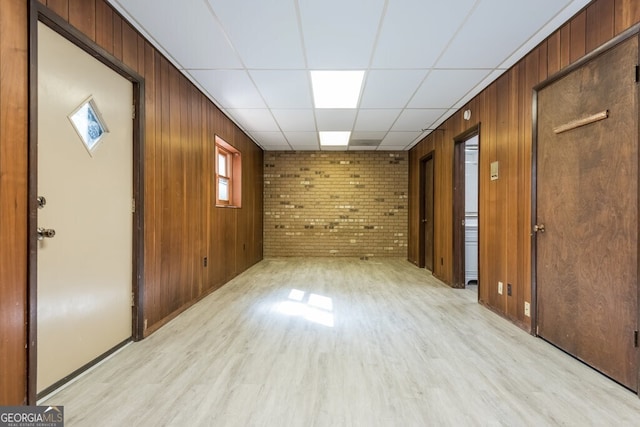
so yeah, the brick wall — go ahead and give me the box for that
[264,151,408,257]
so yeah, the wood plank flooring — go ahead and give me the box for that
[41,258,640,426]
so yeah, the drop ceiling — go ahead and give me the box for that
[107,0,591,151]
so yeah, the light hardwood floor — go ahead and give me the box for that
[42,258,640,426]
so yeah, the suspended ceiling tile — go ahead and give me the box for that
[391,109,448,132]
[454,70,505,109]
[272,109,316,132]
[350,131,388,141]
[381,131,422,147]
[348,145,379,151]
[227,109,279,132]
[497,0,591,70]
[360,70,427,109]
[299,0,386,69]
[249,70,313,109]
[206,0,305,69]
[113,0,241,69]
[315,109,357,131]
[436,0,574,68]
[371,0,476,68]
[188,70,265,109]
[249,131,289,148]
[409,69,492,108]
[284,132,320,147]
[354,109,402,132]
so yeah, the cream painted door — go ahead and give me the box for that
[37,22,133,393]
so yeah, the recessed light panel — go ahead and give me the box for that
[319,131,351,146]
[310,70,364,108]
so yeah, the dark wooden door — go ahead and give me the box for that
[422,156,434,271]
[536,36,638,390]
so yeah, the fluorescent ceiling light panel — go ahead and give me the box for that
[319,131,350,146]
[311,71,364,108]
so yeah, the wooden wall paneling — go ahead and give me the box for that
[178,73,193,303]
[169,66,187,309]
[587,0,615,52]
[615,0,640,34]
[0,0,28,405]
[547,31,561,76]
[137,34,145,76]
[433,131,446,280]
[537,41,548,83]
[475,90,487,304]
[121,21,138,72]
[560,23,572,70]
[44,0,68,20]
[149,46,164,330]
[142,40,157,335]
[570,11,587,63]
[495,74,509,313]
[111,11,122,61]
[190,86,204,297]
[483,82,498,308]
[68,0,95,42]
[94,0,112,53]
[506,66,520,320]
[201,97,211,293]
[159,54,174,320]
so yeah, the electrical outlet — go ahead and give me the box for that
[507,283,512,296]
[524,302,531,317]
[498,281,503,295]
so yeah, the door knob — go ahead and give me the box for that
[533,224,545,233]
[37,227,56,240]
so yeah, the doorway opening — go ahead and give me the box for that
[453,126,480,291]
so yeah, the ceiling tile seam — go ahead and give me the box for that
[396,0,480,132]
[293,0,324,149]
[108,0,185,72]
[495,0,587,70]
[351,0,391,144]
[394,0,482,143]
[203,0,284,150]
[107,1,268,150]
[202,0,248,70]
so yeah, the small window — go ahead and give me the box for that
[215,135,241,207]
[68,96,109,156]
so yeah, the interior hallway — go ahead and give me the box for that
[42,258,640,426]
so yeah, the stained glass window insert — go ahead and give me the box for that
[69,97,109,154]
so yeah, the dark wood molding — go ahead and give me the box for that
[452,124,480,290]
[418,151,435,270]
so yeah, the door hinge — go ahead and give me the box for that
[636,65,639,83]
[131,198,136,213]
[131,292,135,307]
[132,104,136,119]
[635,330,638,348]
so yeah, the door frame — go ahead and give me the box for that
[418,151,435,270]
[27,1,145,403]
[531,23,640,391]
[453,125,480,290]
